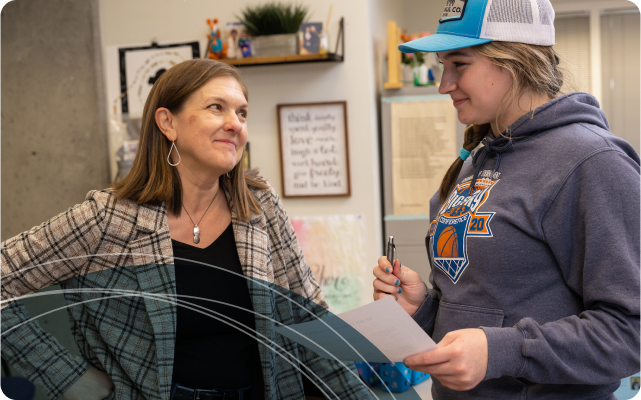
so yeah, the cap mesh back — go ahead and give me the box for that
[537,0,553,25]
[487,0,533,24]
[480,0,555,46]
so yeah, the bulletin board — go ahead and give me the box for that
[390,97,457,216]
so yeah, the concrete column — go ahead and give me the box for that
[2,0,110,240]
[1,1,109,398]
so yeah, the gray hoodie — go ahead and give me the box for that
[413,92,640,399]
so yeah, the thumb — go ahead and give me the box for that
[436,331,458,348]
[394,262,422,285]
[392,259,402,278]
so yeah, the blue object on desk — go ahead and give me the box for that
[380,362,412,393]
[410,369,430,385]
[355,361,381,387]
[355,361,430,392]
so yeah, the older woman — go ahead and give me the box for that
[1,59,371,400]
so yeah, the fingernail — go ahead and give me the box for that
[386,267,390,273]
[402,361,408,367]
[395,280,400,286]
[398,288,403,293]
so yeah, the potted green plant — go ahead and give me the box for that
[238,3,309,57]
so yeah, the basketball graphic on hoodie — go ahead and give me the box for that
[429,176,499,283]
[437,226,460,257]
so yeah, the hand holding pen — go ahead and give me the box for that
[374,239,488,391]
[372,236,427,316]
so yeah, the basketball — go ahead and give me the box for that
[437,226,459,257]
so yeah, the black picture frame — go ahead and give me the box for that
[118,41,200,117]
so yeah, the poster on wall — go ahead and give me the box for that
[290,215,366,314]
[119,42,200,120]
[277,101,351,198]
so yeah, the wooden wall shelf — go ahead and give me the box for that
[221,53,343,67]
[220,17,344,68]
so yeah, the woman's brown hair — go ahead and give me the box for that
[438,42,571,203]
[111,58,268,221]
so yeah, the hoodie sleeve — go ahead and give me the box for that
[411,289,440,336]
[482,148,640,384]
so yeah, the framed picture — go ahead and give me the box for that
[118,41,200,120]
[277,101,351,198]
[299,22,323,54]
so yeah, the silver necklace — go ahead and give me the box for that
[182,190,219,244]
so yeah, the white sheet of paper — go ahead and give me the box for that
[274,296,438,362]
[336,296,438,362]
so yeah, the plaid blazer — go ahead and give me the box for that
[1,186,372,400]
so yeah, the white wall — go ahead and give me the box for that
[403,0,447,36]
[99,0,383,307]
[368,0,407,96]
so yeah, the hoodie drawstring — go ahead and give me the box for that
[470,135,514,193]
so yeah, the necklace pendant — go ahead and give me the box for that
[182,192,218,246]
[192,226,201,244]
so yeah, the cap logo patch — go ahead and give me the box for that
[440,0,468,22]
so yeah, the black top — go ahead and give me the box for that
[171,223,262,389]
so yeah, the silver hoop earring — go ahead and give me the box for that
[225,171,232,179]
[167,141,181,166]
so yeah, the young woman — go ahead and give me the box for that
[1,59,372,400]
[373,0,639,399]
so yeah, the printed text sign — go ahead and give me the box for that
[278,102,351,197]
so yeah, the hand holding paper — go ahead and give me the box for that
[403,328,489,392]
[275,296,437,363]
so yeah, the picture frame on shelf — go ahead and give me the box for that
[221,17,344,67]
[277,101,351,198]
[299,22,323,54]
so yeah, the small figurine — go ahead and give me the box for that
[238,29,251,58]
[205,18,226,60]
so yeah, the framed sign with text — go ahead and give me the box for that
[277,101,351,198]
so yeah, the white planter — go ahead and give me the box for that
[251,34,298,57]
[419,64,429,85]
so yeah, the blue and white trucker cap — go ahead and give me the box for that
[399,0,555,53]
